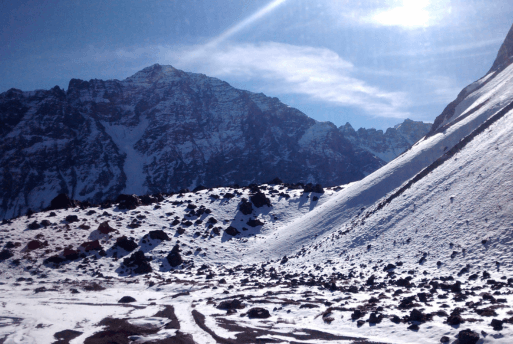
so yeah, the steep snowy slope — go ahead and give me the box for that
[255,26,513,261]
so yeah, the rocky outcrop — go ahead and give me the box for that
[0,64,384,219]
[340,119,432,162]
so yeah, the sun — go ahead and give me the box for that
[372,0,431,28]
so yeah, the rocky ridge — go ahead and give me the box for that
[0,65,389,219]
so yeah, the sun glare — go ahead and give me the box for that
[372,0,431,28]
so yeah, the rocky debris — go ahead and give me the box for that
[98,221,115,234]
[148,230,170,241]
[440,336,450,343]
[217,300,245,310]
[225,226,240,236]
[115,236,138,252]
[166,244,183,267]
[247,307,271,319]
[65,215,79,223]
[491,318,504,331]
[63,249,79,261]
[0,249,13,261]
[239,199,253,215]
[122,251,152,274]
[250,192,272,208]
[27,221,40,230]
[409,309,426,323]
[368,312,383,324]
[48,194,77,211]
[458,329,479,344]
[79,240,102,252]
[118,296,137,303]
[26,240,46,251]
[53,329,83,343]
[303,183,324,193]
[351,310,365,320]
[116,194,142,210]
[246,219,264,227]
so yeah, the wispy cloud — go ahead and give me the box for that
[162,42,410,118]
[387,38,504,57]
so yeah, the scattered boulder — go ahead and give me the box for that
[268,177,283,185]
[409,309,426,322]
[65,215,79,223]
[53,329,83,343]
[491,318,503,331]
[193,185,207,192]
[26,240,45,251]
[368,312,383,324]
[118,296,137,303]
[148,230,170,241]
[0,249,13,261]
[48,194,76,210]
[458,329,479,344]
[166,245,183,267]
[217,300,245,310]
[123,251,152,274]
[247,307,270,319]
[225,226,240,236]
[239,199,253,215]
[246,219,264,227]
[351,310,365,320]
[440,336,450,343]
[383,263,396,271]
[27,221,40,230]
[63,248,79,261]
[250,192,271,208]
[116,194,141,210]
[79,240,102,252]
[98,221,116,234]
[303,183,324,193]
[115,236,138,252]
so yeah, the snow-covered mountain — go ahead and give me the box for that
[340,119,432,162]
[2,22,513,344]
[0,66,387,219]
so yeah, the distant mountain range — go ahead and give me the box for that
[0,65,430,219]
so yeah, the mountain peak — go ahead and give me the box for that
[489,23,513,73]
[124,64,180,85]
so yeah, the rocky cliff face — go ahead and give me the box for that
[0,64,385,219]
[340,119,432,162]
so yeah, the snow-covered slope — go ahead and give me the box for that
[2,22,513,344]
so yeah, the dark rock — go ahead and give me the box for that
[239,199,253,215]
[27,221,40,230]
[491,318,503,331]
[383,263,396,271]
[409,309,426,322]
[268,177,283,184]
[368,312,383,324]
[217,299,244,310]
[115,236,138,252]
[250,192,271,208]
[247,307,270,319]
[49,194,76,210]
[116,194,141,210]
[351,309,365,320]
[166,244,183,267]
[63,248,79,261]
[53,329,83,342]
[123,251,152,274]
[98,221,115,234]
[79,240,101,252]
[304,183,324,193]
[447,314,463,325]
[65,215,79,223]
[148,230,170,241]
[225,226,240,236]
[140,194,158,205]
[118,296,137,303]
[179,188,190,193]
[26,240,45,251]
[40,220,51,227]
[246,219,264,227]
[193,185,207,192]
[357,320,365,327]
[390,315,401,324]
[0,249,13,261]
[458,329,479,344]
[407,324,419,331]
[440,336,450,343]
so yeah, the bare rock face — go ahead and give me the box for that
[340,119,432,163]
[489,23,513,73]
[0,64,385,219]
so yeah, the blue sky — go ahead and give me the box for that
[1,0,512,130]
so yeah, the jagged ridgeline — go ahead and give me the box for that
[0,65,430,219]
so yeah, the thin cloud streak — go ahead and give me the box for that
[166,42,410,118]
[387,38,504,57]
